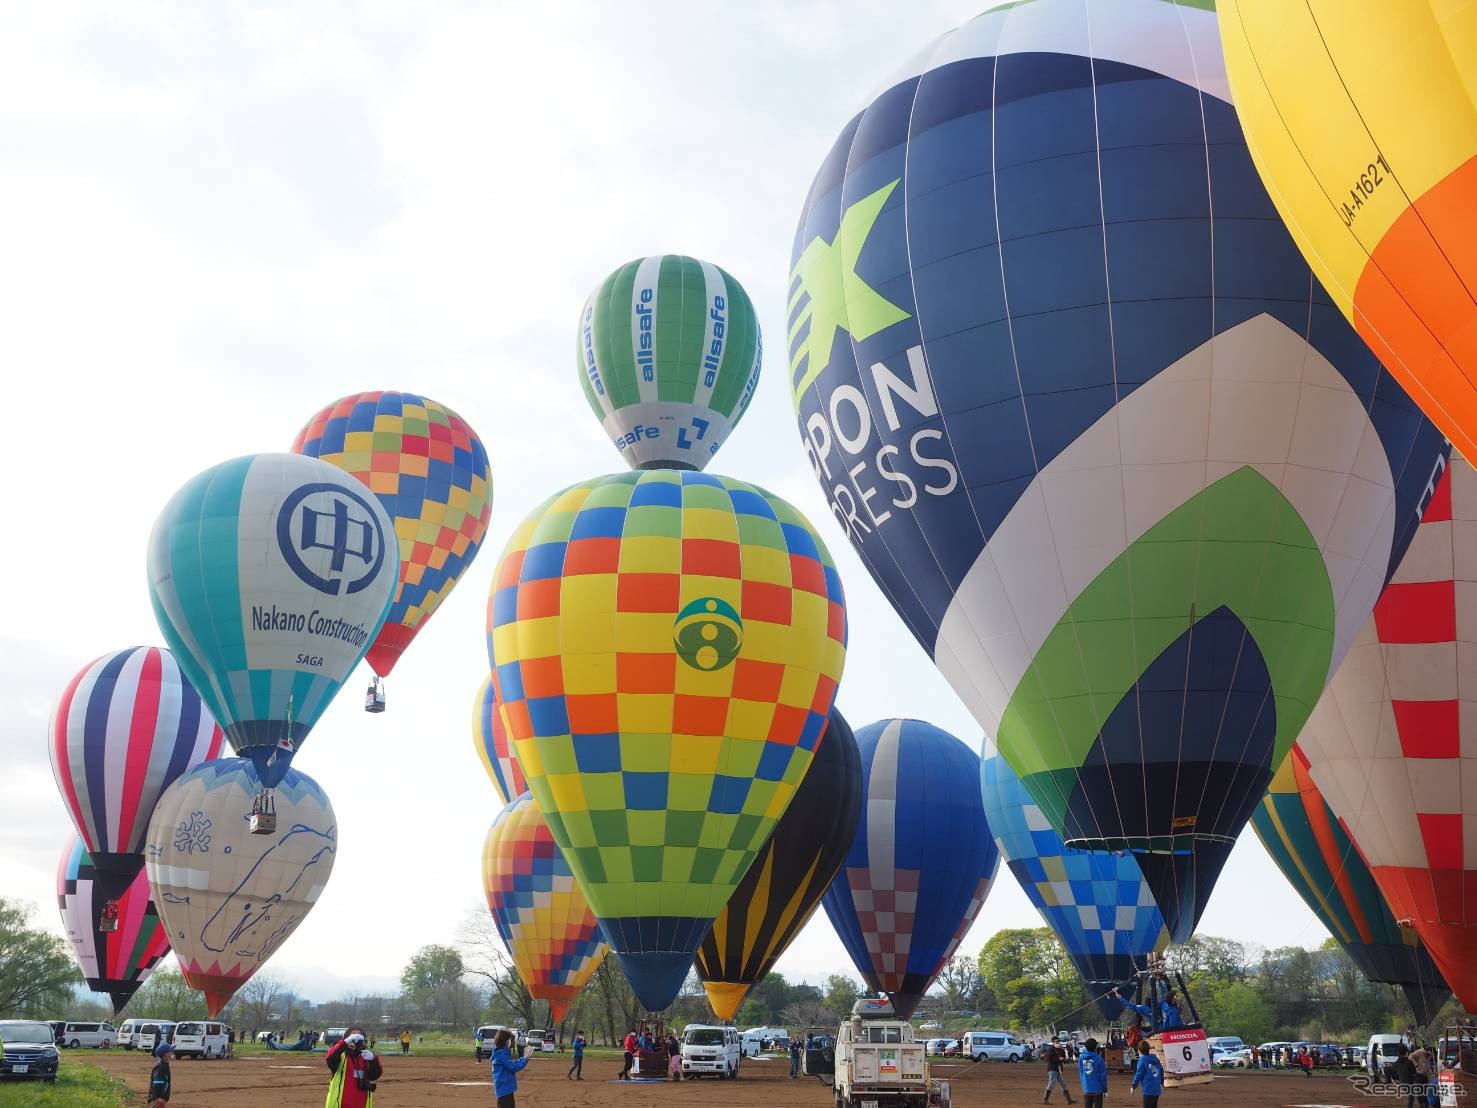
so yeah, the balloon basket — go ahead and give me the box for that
[364,678,385,714]
[249,790,276,835]
[98,899,120,933]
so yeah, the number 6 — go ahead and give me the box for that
[1182,1046,1194,1061]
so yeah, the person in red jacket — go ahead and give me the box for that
[619,1030,637,1080]
[325,1028,383,1108]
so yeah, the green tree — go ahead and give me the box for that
[123,969,207,1022]
[0,899,80,1017]
[1198,981,1272,1045]
[400,944,466,1022]
[977,928,1085,1030]
[936,956,983,1014]
[822,974,860,1021]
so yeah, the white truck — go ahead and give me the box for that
[806,998,949,1108]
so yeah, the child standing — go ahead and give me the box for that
[149,1040,175,1106]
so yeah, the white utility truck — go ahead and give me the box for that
[805,998,949,1108]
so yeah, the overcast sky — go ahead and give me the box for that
[0,2,1332,1004]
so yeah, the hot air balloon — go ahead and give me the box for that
[293,391,494,708]
[482,793,608,1023]
[1251,745,1451,1026]
[821,719,1000,1019]
[487,469,847,1010]
[1297,455,1477,1012]
[695,707,863,1021]
[788,0,1449,943]
[1218,2,1477,462]
[145,758,337,1016]
[49,647,224,924]
[578,255,762,471]
[474,674,527,805]
[148,453,397,805]
[57,835,172,1014]
[979,738,1169,1021]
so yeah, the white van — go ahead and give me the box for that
[135,1022,176,1054]
[682,1025,741,1079]
[1207,1036,1246,1053]
[61,1022,116,1049]
[960,1030,1026,1062]
[117,1019,141,1050]
[740,1030,765,1057]
[1368,1034,1411,1078]
[173,1021,229,1060]
[474,1025,510,1062]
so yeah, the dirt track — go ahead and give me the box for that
[88,1049,1401,1106]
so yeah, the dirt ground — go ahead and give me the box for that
[86,1049,1414,1107]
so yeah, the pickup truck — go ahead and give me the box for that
[804,999,950,1108]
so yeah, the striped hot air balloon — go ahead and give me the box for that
[1252,745,1450,1026]
[473,674,527,806]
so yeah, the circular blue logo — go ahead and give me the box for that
[276,482,387,596]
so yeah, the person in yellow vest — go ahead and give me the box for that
[325,1028,381,1108]
[398,1028,411,1055]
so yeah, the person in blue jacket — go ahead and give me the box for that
[1078,1037,1108,1108]
[1157,983,1184,1031]
[1113,987,1156,1029]
[1131,1040,1165,1107]
[490,1028,531,1108]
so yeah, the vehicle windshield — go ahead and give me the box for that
[0,1022,54,1044]
[686,1029,725,1046]
[176,1023,204,1036]
[865,1026,903,1044]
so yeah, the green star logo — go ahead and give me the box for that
[788,179,912,411]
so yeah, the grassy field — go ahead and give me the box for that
[229,1031,625,1060]
[0,1061,131,1107]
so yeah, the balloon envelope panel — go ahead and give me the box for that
[696,707,863,1020]
[578,255,762,471]
[822,718,999,1019]
[473,674,527,806]
[148,453,398,787]
[145,759,337,1015]
[50,646,223,863]
[979,738,1167,1020]
[487,469,847,1010]
[293,391,493,677]
[57,835,171,1014]
[788,0,1448,943]
[1219,1,1477,463]
[1298,458,1477,1011]
[482,794,607,1023]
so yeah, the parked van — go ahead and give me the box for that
[1206,1036,1246,1053]
[117,1020,140,1050]
[960,1029,1026,1062]
[1367,1034,1411,1078]
[173,1021,229,1060]
[135,1022,176,1054]
[474,1025,510,1062]
[60,1022,116,1049]
[682,1025,741,1079]
[740,1030,765,1057]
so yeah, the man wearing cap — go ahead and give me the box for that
[325,1027,383,1108]
[149,1038,175,1106]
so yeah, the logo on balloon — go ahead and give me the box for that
[673,597,743,672]
[276,483,386,596]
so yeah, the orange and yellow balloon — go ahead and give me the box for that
[1218,2,1477,457]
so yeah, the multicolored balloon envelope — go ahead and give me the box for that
[788,0,1449,943]
[578,255,762,471]
[822,719,1000,1019]
[148,453,398,788]
[474,674,527,806]
[488,469,847,1010]
[1252,744,1451,1026]
[145,758,337,1015]
[1298,457,1477,1012]
[696,707,863,1021]
[979,738,1169,1021]
[482,793,608,1023]
[50,646,224,906]
[1218,2,1477,463]
[293,391,494,678]
[57,835,171,1014]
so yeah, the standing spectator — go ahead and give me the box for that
[1043,1040,1077,1104]
[567,1031,585,1080]
[398,1027,412,1055]
[325,1029,382,1108]
[667,1032,683,1081]
[1078,1037,1108,1108]
[1131,1040,1164,1108]
[619,1029,636,1080]
[790,1036,803,1079]
[1388,1045,1420,1108]
[1298,1047,1313,1078]
[149,1040,175,1107]
[1408,1043,1434,1108]
[490,1028,531,1108]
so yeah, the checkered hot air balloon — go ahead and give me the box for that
[57,835,172,1015]
[145,759,337,1016]
[695,706,863,1021]
[487,470,847,1011]
[482,794,607,1023]
[1297,457,1477,1012]
[49,647,224,919]
[822,719,1000,1020]
[578,256,762,472]
[294,391,494,688]
[473,674,527,806]
[979,738,1169,1022]
[788,0,1449,944]
[1251,745,1451,1025]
